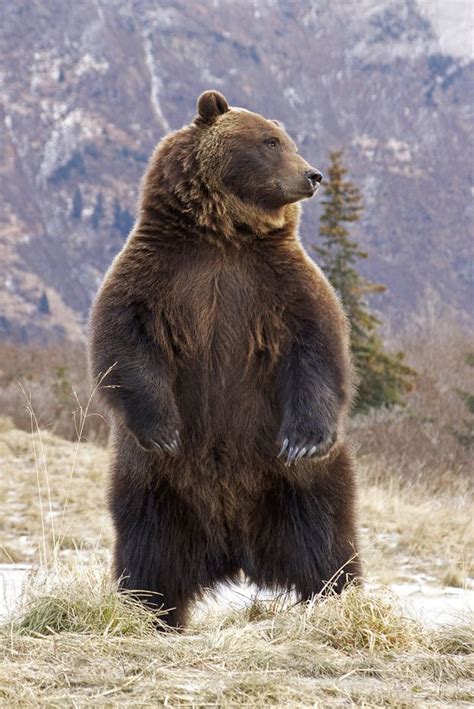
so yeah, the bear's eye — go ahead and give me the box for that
[264,138,279,149]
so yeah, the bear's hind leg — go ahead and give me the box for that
[243,447,361,600]
[110,474,234,629]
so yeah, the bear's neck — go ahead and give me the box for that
[138,189,301,246]
[225,198,301,242]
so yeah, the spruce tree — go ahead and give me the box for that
[314,150,415,413]
[38,290,50,315]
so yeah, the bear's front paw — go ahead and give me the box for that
[136,428,180,456]
[276,421,337,466]
[125,412,181,457]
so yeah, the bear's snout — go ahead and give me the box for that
[305,169,323,192]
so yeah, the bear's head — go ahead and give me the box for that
[141,90,322,237]
[195,90,322,211]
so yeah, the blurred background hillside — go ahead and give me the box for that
[1,0,473,344]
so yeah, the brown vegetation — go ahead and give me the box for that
[352,320,473,491]
[0,341,107,443]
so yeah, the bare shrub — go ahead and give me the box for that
[0,342,107,443]
[350,318,473,491]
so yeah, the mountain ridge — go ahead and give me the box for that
[0,0,472,342]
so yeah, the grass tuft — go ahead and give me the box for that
[431,620,474,656]
[441,564,469,589]
[307,585,426,653]
[5,563,159,638]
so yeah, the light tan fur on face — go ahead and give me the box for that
[195,109,306,238]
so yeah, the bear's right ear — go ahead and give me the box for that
[196,90,230,125]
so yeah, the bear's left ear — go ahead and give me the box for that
[196,90,230,125]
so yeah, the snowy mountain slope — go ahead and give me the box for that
[0,0,472,341]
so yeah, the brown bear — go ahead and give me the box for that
[88,90,360,628]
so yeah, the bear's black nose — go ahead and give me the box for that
[305,169,323,189]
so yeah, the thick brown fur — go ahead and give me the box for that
[88,91,361,628]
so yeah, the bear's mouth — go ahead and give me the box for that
[306,183,319,198]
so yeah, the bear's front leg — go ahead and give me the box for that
[89,291,181,455]
[119,382,181,455]
[276,320,351,466]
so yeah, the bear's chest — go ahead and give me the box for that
[163,258,287,369]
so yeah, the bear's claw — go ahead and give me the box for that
[277,438,289,457]
[151,431,180,457]
[277,434,337,465]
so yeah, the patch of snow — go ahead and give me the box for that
[416,0,473,60]
[2,565,472,628]
[350,0,473,62]
[145,7,182,29]
[39,109,102,181]
[284,87,304,109]
[0,564,31,621]
[376,531,401,550]
[390,582,474,626]
[201,68,224,87]
[76,53,109,78]
[386,138,412,162]
[140,30,170,133]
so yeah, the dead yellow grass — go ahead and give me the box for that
[1,562,472,707]
[358,455,473,585]
[0,418,112,564]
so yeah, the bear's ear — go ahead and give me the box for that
[196,90,230,124]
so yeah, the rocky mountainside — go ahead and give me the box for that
[1,0,472,342]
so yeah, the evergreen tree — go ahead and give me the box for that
[38,290,50,315]
[71,187,83,220]
[314,150,415,413]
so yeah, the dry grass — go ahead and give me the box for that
[357,457,473,586]
[1,562,473,707]
[8,561,162,638]
[0,418,112,564]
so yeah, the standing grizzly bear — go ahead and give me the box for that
[89,90,360,628]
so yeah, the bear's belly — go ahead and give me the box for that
[175,349,281,456]
[162,263,286,469]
